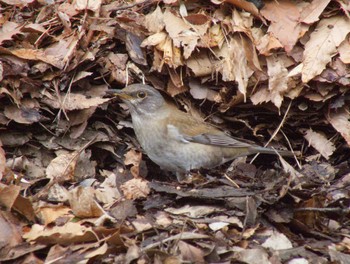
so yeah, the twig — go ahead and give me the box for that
[280,129,301,169]
[224,173,240,188]
[250,100,292,164]
[295,207,350,214]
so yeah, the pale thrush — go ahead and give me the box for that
[109,84,291,181]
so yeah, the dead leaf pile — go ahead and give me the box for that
[0,0,349,263]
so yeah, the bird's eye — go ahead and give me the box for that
[137,91,147,99]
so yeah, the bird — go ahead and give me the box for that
[108,84,292,181]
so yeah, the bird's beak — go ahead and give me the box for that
[105,89,133,100]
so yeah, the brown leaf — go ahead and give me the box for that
[74,0,102,12]
[124,149,142,178]
[304,129,336,159]
[302,16,350,83]
[42,92,110,111]
[338,37,350,63]
[163,9,209,59]
[23,222,97,245]
[110,200,137,220]
[0,143,5,181]
[234,248,270,264]
[4,99,41,124]
[7,48,64,69]
[0,211,22,259]
[189,80,219,101]
[36,204,71,225]
[1,0,34,4]
[120,178,150,200]
[261,0,303,52]
[95,171,122,205]
[165,204,224,218]
[42,35,79,69]
[69,186,104,218]
[265,54,289,108]
[46,151,79,182]
[184,14,210,25]
[216,36,253,99]
[178,241,205,263]
[13,195,35,222]
[261,230,293,250]
[294,196,325,229]
[144,6,165,33]
[74,150,97,181]
[254,30,283,56]
[326,107,350,147]
[106,53,128,84]
[125,33,147,66]
[300,0,331,24]
[185,50,215,77]
[141,32,168,47]
[68,109,96,139]
[222,0,261,17]
[0,132,31,147]
[0,21,23,45]
[0,184,20,210]
[131,215,152,232]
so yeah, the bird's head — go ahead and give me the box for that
[107,84,166,115]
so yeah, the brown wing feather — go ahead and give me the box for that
[165,109,253,148]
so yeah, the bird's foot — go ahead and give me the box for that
[176,171,208,184]
[176,172,193,184]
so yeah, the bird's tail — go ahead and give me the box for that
[250,146,293,157]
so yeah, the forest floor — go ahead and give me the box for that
[0,0,350,263]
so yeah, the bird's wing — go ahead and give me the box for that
[165,111,253,148]
[183,132,254,148]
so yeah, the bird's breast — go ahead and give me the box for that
[130,115,225,172]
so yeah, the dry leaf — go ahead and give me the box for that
[0,184,20,210]
[163,9,209,59]
[216,36,253,100]
[338,37,350,63]
[35,204,71,225]
[0,211,22,259]
[124,149,142,178]
[266,54,289,108]
[131,216,152,232]
[46,151,79,181]
[302,16,350,83]
[300,0,331,24]
[0,0,34,5]
[189,80,219,101]
[0,144,5,180]
[304,129,335,159]
[0,21,23,44]
[42,92,109,111]
[178,241,205,263]
[69,186,104,218]
[261,0,302,52]
[235,248,270,264]
[120,178,150,200]
[95,171,122,205]
[23,222,96,245]
[186,50,215,77]
[326,107,350,146]
[144,6,165,33]
[262,230,293,250]
[74,0,102,12]
[165,205,224,218]
[4,99,41,124]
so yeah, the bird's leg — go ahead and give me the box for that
[176,172,193,183]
